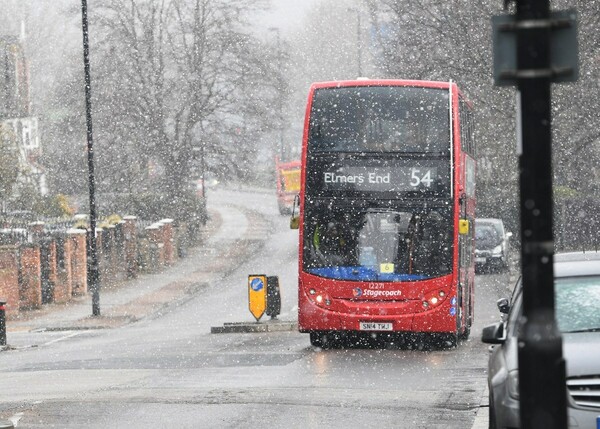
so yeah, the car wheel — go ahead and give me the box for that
[459,324,470,341]
[278,204,290,216]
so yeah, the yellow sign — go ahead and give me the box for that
[248,275,267,321]
[380,263,394,273]
[281,169,301,192]
[459,219,470,235]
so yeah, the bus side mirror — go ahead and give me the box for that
[290,216,299,229]
[459,219,469,235]
[290,194,300,230]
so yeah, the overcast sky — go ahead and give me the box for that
[255,0,319,34]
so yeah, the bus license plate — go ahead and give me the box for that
[360,322,393,331]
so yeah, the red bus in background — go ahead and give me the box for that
[295,79,476,347]
[276,158,301,215]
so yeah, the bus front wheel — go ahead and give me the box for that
[310,331,327,348]
[309,331,343,348]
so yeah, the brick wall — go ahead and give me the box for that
[69,229,87,296]
[1,216,181,317]
[123,216,138,279]
[19,244,42,309]
[145,225,164,271]
[0,246,19,318]
[56,235,73,301]
[160,219,176,266]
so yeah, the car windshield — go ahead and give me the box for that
[555,276,600,333]
[475,224,500,247]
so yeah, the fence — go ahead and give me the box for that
[0,215,194,319]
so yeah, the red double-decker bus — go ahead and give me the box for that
[294,79,476,347]
[275,157,301,215]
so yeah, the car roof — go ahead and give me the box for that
[554,251,600,278]
[476,218,504,225]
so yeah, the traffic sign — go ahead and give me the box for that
[492,10,578,86]
[248,275,267,321]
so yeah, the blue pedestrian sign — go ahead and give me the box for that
[248,274,267,321]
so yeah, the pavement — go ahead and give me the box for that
[471,384,490,429]
[3,198,278,337]
[3,209,221,335]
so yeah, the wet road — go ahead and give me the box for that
[0,187,516,428]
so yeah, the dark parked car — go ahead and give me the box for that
[475,218,512,272]
[482,251,600,429]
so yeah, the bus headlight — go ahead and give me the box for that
[422,290,447,309]
[312,292,332,306]
[492,245,503,255]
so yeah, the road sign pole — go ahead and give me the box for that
[493,0,578,427]
[514,1,567,427]
[81,0,101,317]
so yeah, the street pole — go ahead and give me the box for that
[515,0,566,427]
[81,0,101,317]
[269,27,285,160]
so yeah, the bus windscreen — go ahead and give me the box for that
[303,204,453,282]
[309,86,450,154]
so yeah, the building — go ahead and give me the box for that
[0,35,46,196]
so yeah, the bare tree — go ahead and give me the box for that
[367,0,600,245]
[85,0,282,218]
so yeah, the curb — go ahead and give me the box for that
[211,320,297,334]
[471,383,489,429]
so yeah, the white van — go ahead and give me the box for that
[475,218,512,272]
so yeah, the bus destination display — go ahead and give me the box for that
[321,165,441,192]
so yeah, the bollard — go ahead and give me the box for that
[0,300,6,346]
[266,276,281,319]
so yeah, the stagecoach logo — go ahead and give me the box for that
[353,287,401,298]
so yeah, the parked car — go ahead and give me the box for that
[475,218,512,272]
[482,251,600,429]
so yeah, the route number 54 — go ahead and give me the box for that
[410,169,433,187]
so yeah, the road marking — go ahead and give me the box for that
[42,332,81,346]
[9,412,23,427]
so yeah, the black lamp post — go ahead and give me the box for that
[81,0,100,316]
